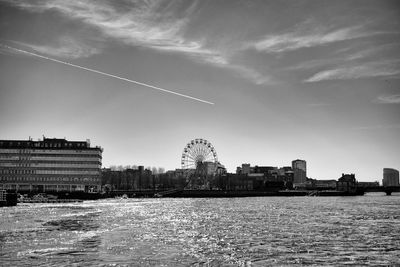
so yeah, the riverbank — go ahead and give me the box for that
[2,189,365,206]
[0,190,18,207]
[164,189,364,198]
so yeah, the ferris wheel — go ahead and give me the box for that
[181,138,218,169]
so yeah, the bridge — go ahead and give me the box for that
[359,186,400,196]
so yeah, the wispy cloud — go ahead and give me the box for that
[307,103,331,107]
[353,124,400,130]
[346,43,399,61]
[0,44,22,56]
[14,37,101,59]
[287,58,341,71]
[4,0,199,55]
[248,25,383,53]
[229,65,272,85]
[374,94,400,104]
[289,43,400,71]
[304,60,400,82]
[2,0,271,85]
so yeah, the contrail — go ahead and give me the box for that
[3,45,214,105]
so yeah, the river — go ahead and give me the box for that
[1,193,400,266]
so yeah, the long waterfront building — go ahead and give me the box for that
[0,137,102,193]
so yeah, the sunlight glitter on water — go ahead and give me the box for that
[1,195,400,266]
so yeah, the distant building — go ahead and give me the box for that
[235,164,293,188]
[337,173,357,192]
[312,179,337,190]
[278,167,294,185]
[357,181,380,188]
[278,166,292,176]
[240,164,251,175]
[215,162,227,176]
[101,166,153,191]
[237,164,278,177]
[223,173,254,190]
[382,168,399,187]
[157,169,187,189]
[0,137,102,193]
[292,159,307,184]
[202,161,226,176]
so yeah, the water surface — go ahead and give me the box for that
[1,193,399,266]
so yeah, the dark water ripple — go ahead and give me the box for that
[1,194,400,266]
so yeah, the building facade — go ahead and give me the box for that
[306,179,337,190]
[0,138,102,193]
[357,181,380,188]
[382,168,399,187]
[292,159,307,184]
[101,166,153,191]
[240,164,251,175]
[235,164,293,188]
[337,173,357,192]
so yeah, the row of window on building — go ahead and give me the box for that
[0,141,87,148]
[0,153,101,158]
[0,163,100,168]
[1,169,100,174]
[0,176,99,183]
[0,169,35,174]
[0,184,92,192]
[0,169,99,175]
[0,161,100,165]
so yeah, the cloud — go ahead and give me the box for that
[353,124,400,130]
[249,25,389,53]
[5,0,198,54]
[287,58,342,71]
[374,94,400,104]
[289,43,400,71]
[228,65,272,85]
[14,37,101,59]
[1,0,272,85]
[307,103,331,107]
[304,60,400,82]
[346,44,398,61]
[0,44,22,56]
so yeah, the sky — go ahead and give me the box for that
[0,0,399,181]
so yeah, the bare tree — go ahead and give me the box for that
[109,165,117,171]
